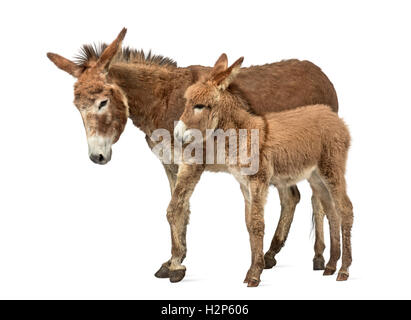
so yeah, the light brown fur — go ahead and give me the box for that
[178,56,353,286]
[47,29,341,283]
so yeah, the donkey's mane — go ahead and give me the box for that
[74,43,177,68]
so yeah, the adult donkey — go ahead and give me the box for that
[47,28,338,283]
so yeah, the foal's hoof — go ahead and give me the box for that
[323,267,336,276]
[313,259,325,271]
[264,255,277,269]
[154,265,170,278]
[169,269,186,283]
[337,271,349,281]
[247,279,261,287]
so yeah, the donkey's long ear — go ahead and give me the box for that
[95,28,127,71]
[212,56,244,90]
[211,53,228,77]
[47,53,84,78]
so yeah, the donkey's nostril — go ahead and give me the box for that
[89,153,106,164]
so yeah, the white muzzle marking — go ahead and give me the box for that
[87,135,113,164]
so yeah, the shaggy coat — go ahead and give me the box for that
[177,56,353,286]
[47,29,340,283]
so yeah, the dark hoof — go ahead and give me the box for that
[337,271,349,281]
[169,269,186,283]
[313,259,325,271]
[247,279,260,287]
[243,269,252,283]
[323,267,336,276]
[264,255,277,269]
[154,265,170,278]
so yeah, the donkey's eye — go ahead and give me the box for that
[99,100,108,110]
[193,104,206,110]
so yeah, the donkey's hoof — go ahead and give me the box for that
[154,265,170,278]
[313,259,325,271]
[323,267,336,276]
[243,269,253,283]
[336,271,349,281]
[247,278,261,287]
[169,269,186,283]
[264,255,277,269]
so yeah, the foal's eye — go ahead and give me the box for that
[193,104,207,110]
[99,100,108,110]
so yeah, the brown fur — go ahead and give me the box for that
[179,57,353,286]
[47,29,340,283]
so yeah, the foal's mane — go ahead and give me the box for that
[74,43,177,68]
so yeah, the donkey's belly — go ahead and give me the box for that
[271,166,317,187]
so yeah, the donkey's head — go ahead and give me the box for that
[47,28,129,165]
[174,54,244,144]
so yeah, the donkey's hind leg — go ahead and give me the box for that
[312,193,326,270]
[308,170,341,276]
[264,185,300,269]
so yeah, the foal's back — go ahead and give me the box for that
[264,105,350,177]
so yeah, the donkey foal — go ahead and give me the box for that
[175,56,353,286]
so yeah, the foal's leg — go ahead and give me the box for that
[322,171,353,281]
[311,192,326,270]
[164,164,204,283]
[244,180,269,287]
[308,171,341,276]
[264,185,300,269]
[335,192,353,281]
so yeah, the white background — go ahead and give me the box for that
[1,0,410,299]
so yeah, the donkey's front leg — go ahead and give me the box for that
[154,163,178,279]
[164,164,204,283]
[244,180,269,287]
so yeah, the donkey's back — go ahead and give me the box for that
[189,59,338,114]
[237,59,338,113]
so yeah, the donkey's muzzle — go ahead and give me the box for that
[89,151,111,165]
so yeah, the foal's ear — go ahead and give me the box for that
[211,53,228,76]
[47,53,84,78]
[95,28,127,72]
[212,56,244,90]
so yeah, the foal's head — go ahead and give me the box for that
[174,54,244,144]
[47,28,129,164]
